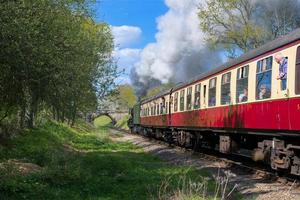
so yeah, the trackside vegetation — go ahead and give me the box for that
[0,0,117,134]
[95,115,130,130]
[0,120,221,200]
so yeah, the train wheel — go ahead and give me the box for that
[177,131,186,147]
[193,134,201,151]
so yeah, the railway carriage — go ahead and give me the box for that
[129,28,300,176]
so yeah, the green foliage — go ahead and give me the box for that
[102,84,137,111]
[116,84,137,109]
[115,115,130,130]
[94,115,130,130]
[198,0,300,57]
[0,0,117,131]
[198,0,267,56]
[0,121,215,200]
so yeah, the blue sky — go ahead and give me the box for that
[95,0,168,49]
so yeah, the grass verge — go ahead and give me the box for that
[94,115,130,130]
[0,120,221,200]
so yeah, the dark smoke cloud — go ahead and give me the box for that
[130,68,162,98]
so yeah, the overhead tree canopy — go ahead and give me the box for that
[198,0,300,57]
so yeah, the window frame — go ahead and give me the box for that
[194,84,201,109]
[203,85,207,104]
[208,77,217,107]
[221,72,231,105]
[174,92,178,112]
[236,65,249,103]
[186,87,192,110]
[180,89,185,111]
[166,101,168,114]
[256,56,273,100]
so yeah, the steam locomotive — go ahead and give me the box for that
[128,28,300,176]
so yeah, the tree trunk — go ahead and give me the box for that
[70,106,77,127]
[27,95,38,129]
[19,103,26,129]
[61,111,65,123]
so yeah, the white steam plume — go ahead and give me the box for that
[133,0,221,85]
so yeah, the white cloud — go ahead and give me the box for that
[111,25,142,84]
[113,48,141,72]
[113,48,141,84]
[133,0,221,84]
[111,25,142,48]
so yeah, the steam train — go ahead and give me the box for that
[128,28,300,176]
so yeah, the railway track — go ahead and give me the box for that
[114,128,300,187]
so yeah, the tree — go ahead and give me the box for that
[100,84,137,111]
[198,0,300,57]
[0,0,117,130]
[255,0,300,38]
[116,85,137,109]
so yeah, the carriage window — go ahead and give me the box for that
[256,57,272,100]
[174,92,178,112]
[221,72,231,105]
[166,102,168,114]
[209,78,217,107]
[180,89,185,111]
[157,104,159,115]
[194,84,201,109]
[154,105,156,115]
[296,46,300,94]
[203,85,207,103]
[186,87,192,110]
[147,107,149,116]
[160,103,163,114]
[236,65,249,103]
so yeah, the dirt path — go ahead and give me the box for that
[110,129,300,200]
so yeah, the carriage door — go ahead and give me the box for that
[295,46,300,95]
[290,46,300,130]
[168,93,173,126]
[200,84,207,126]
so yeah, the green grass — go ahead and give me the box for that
[115,115,130,130]
[0,120,220,200]
[94,116,113,127]
[94,115,130,130]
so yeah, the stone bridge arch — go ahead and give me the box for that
[87,110,128,125]
[93,112,117,125]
